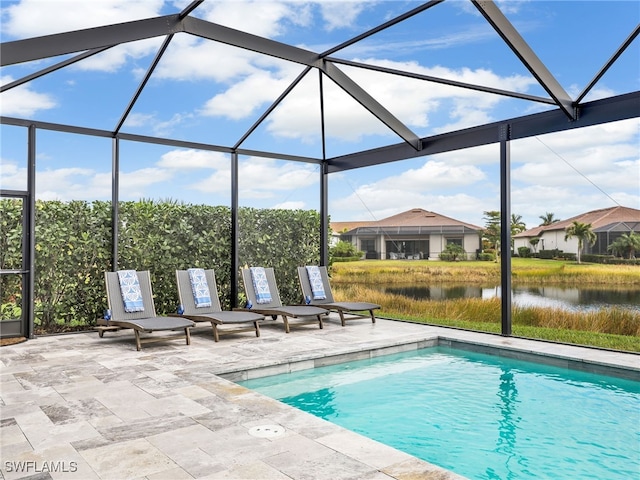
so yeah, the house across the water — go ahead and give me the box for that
[514,206,640,256]
[331,208,483,260]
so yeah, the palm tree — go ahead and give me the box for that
[564,221,596,264]
[623,232,640,259]
[539,212,560,226]
[608,232,640,259]
[511,214,527,235]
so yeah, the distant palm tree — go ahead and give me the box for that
[539,212,560,226]
[564,221,596,264]
[608,232,640,259]
[511,214,527,235]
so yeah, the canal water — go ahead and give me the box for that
[381,284,640,313]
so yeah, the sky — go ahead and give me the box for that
[1,0,638,230]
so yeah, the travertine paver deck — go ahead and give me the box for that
[1,314,638,480]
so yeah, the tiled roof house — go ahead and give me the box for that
[513,206,640,256]
[332,208,482,260]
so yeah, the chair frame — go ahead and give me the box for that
[239,267,328,333]
[175,269,264,341]
[99,270,194,351]
[297,266,379,326]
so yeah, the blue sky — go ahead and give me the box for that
[1,0,638,229]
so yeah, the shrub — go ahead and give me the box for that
[439,243,466,261]
[0,199,323,333]
[330,241,363,260]
[517,246,531,258]
[582,254,640,265]
[478,252,496,261]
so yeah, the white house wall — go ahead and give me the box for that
[514,231,580,256]
[463,235,480,260]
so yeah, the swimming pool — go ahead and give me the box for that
[239,346,640,479]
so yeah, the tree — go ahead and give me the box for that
[539,212,560,226]
[482,210,501,252]
[439,242,466,261]
[564,221,596,264]
[511,214,527,235]
[608,232,640,259]
[529,237,540,253]
[330,240,363,259]
[482,211,527,255]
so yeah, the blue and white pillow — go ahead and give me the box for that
[306,266,326,300]
[250,267,272,304]
[117,270,145,313]
[188,268,212,308]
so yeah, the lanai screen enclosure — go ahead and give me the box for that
[1,0,639,339]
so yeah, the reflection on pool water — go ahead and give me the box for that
[239,347,640,480]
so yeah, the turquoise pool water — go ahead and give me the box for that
[239,347,640,479]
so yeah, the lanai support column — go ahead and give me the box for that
[26,125,36,338]
[499,124,512,336]
[231,151,239,307]
[320,162,329,266]
[111,137,119,269]
[319,70,329,267]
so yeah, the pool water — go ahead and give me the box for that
[239,347,640,479]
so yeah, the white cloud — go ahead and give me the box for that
[200,68,299,120]
[2,0,165,73]
[382,160,486,190]
[0,160,27,190]
[157,149,230,170]
[123,112,156,128]
[0,76,57,116]
[195,0,310,38]
[152,112,195,137]
[36,167,109,201]
[319,1,368,31]
[274,200,306,210]
[512,119,640,191]
[188,156,318,199]
[2,0,164,38]
[200,58,539,144]
[154,35,267,83]
[119,167,174,196]
[121,111,194,136]
[32,164,175,201]
[329,119,639,228]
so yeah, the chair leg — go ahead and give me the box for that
[254,321,261,337]
[185,327,191,345]
[282,316,290,333]
[369,310,376,323]
[317,315,323,329]
[134,331,142,351]
[211,323,220,342]
[338,310,346,327]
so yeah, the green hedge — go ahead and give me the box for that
[582,254,640,265]
[0,199,322,334]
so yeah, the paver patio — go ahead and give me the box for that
[1,315,638,480]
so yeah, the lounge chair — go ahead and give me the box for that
[240,267,328,333]
[175,268,265,341]
[297,265,380,326]
[98,270,195,351]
